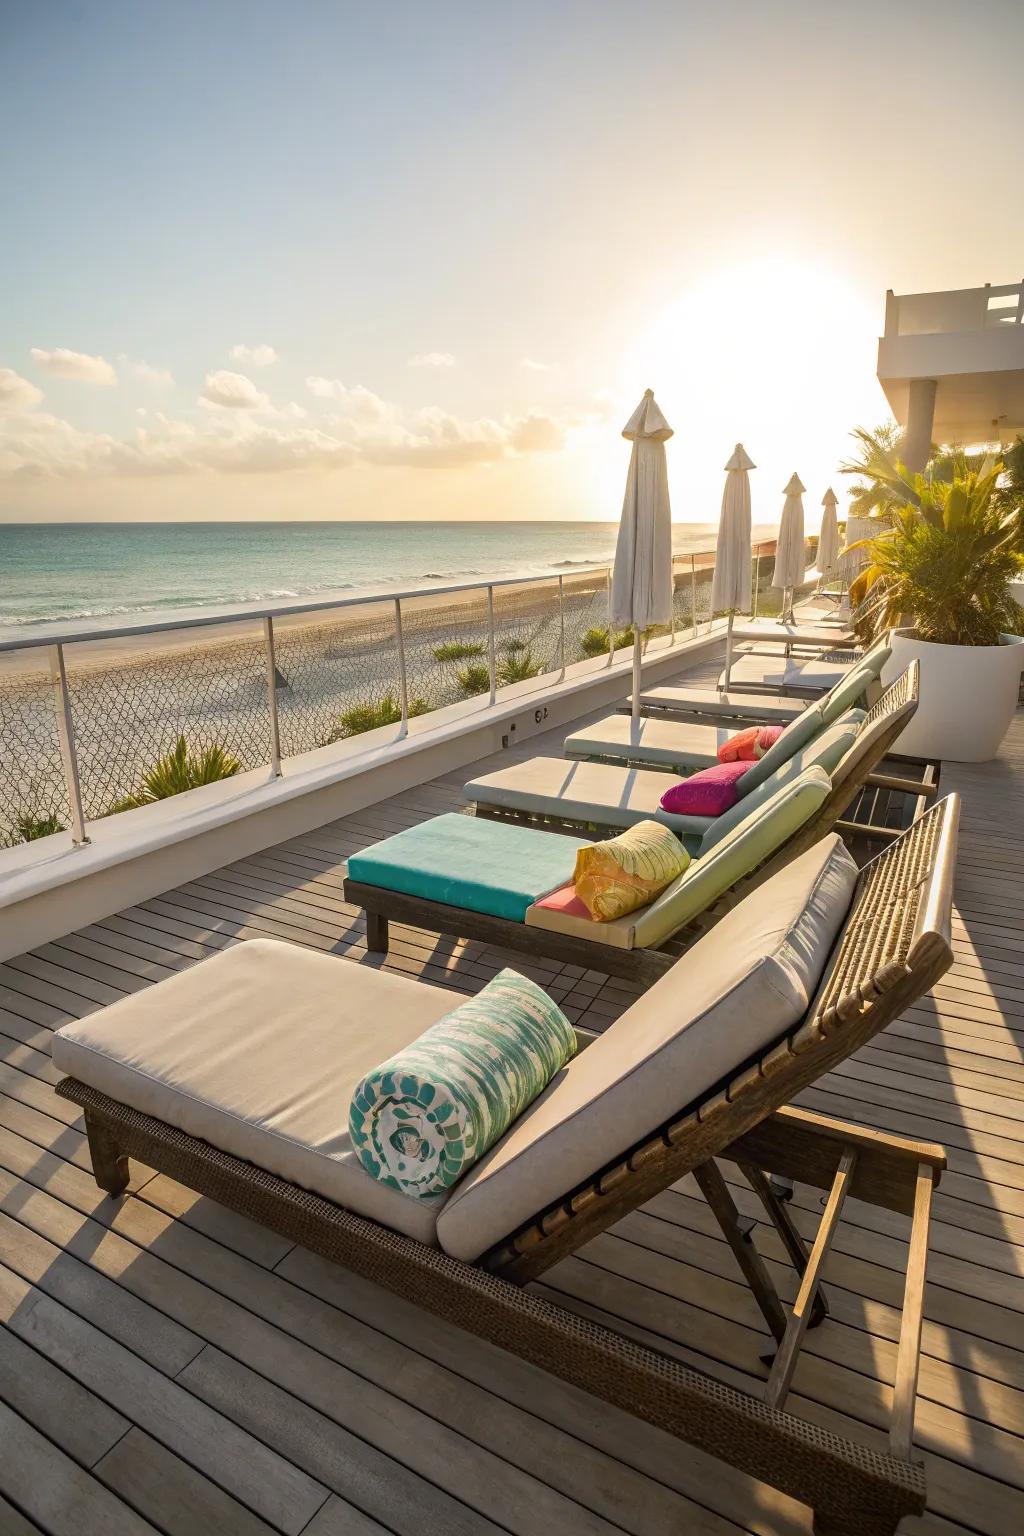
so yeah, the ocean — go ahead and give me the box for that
[0,519,744,629]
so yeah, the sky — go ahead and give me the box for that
[1,0,1023,528]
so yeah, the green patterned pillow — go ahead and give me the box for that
[349,968,577,1199]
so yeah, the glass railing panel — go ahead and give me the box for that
[0,649,70,847]
[62,621,268,821]
[560,568,613,664]
[492,577,563,685]
[399,586,492,709]
[272,602,403,754]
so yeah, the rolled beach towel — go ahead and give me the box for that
[349,968,576,1199]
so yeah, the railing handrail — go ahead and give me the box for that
[0,538,781,655]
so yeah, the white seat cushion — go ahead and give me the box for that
[51,939,462,1246]
[436,835,859,1261]
[464,756,702,833]
[564,715,738,768]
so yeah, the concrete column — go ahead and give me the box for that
[899,377,937,472]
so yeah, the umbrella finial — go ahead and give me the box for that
[725,442,756,471]
[822,486,838,507]
[784,472,806,495]
[622,390,673,442]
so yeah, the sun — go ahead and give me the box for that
[621,257,888,528]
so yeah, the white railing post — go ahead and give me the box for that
[558,574,566,677]
[690,556,698,637]
[263,617,282,777]
[752,547,761,618]
[48,643,88,845]
[670,557,677,645]
[394,597,410,735]
[486,585,497,704]
[605,568,614,668]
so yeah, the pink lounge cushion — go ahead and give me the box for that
[659,760,753,817]
[532,882,593,921]
[717,723,786,763]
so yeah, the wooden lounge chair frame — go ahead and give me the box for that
[59,794,959,1536]
[348,664,921,988]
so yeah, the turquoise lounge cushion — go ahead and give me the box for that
[349,967,577,1199]
[346,813,588,923]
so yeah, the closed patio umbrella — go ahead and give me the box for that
[818,486,841,582]
[772,472,806,621]
[710,442,754,688]
[610,389,674,722]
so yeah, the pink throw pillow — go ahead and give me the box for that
[659,760,753,817]
[717,723,785,764]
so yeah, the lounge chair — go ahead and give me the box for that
[468,665,919,853]
[721,641,878,697]
[727,619,856,649]
[568,649,896,776]
[54,794,960,1536]
[624,639,891,725]
[346,669,920,986]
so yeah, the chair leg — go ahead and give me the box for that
[85,1110,129,1196]
[741,1163,829,1327]
[693,1160,788,1346]
[366,910,389,954]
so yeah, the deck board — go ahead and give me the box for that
[1,649,1023,1533]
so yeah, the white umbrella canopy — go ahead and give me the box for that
[710,443,755,614]
[772,472,806,618]
[610,389,674,721]
[818,487,841,578]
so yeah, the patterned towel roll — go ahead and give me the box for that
[349,968,577,1199]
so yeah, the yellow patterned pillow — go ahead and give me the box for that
[573,819,691,922]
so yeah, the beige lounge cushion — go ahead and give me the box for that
[51,939,462,1246]
[465,756,681,830]
[630,686,806,723]
[564,714,738,769]
[436,834,859,1262]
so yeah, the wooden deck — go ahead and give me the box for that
[1,653,1022,1536]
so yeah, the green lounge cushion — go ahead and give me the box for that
[346,812,588,923]
[631,765,832,948]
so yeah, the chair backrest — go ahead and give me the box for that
[736,701,827,794]
[752,660,920,881]
[485,790,958,1281]
[631,766,832,948]
[700,711,864,853]
[816,639,892,724]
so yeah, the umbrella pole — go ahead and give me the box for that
[722,612,734,692]
[631,633,642,722]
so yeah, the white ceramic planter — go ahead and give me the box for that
[881,627,1024,763]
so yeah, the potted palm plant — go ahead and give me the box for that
[849,457,1024,761]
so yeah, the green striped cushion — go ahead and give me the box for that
[349,969,576,1199]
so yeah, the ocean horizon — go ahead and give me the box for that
[0,519,776,629]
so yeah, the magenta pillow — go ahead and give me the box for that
[659,760,753,817]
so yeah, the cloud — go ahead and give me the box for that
[30,347,117,385]
[407,352,456,368]
[509,412,564,453]
[0,368,44,411]
[200,370,269,410]
[0,384,568,480]
[119,356,174,388]
[230,343,277,368]
[520,357,550,371]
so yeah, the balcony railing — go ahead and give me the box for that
[0,539,783,849]
[884,282,1024,338]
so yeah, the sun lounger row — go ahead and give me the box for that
[54,792,960,1536]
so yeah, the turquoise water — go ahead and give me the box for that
[0,520,730,627]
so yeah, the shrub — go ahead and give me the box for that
[112,735,241,810]
[15,810,65,843]
[501,637,527,653]
[580,626,635,658]
[458,663,491,696]
[333,692,429,739]
[850,460,1024,646]
[433,639,485,662]
[498,648,541,684]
